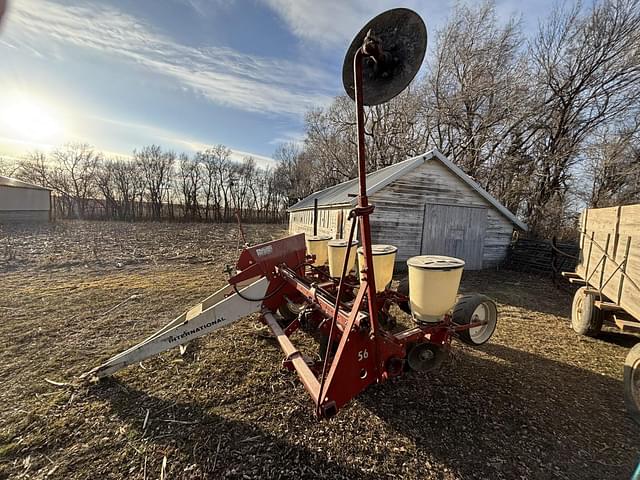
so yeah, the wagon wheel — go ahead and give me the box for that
[571,287,602,337]
[452,294,498,346]
[624,343,640,426]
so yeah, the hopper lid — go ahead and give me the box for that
[407,255,465,270]
[306,235,332,242]
[328,239,358,247]
[357,244,398,256]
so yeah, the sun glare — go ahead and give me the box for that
[0,93,64,144]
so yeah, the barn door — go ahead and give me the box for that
[421,204,487,270]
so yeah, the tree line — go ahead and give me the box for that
[274,0,640,238]
[4,143,291,223]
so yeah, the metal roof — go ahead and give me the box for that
[288,154,423,211]
[288,148,527,231]
[0,176,51,191]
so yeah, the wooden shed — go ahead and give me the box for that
[0,176,51,223]
[288,149,527,270]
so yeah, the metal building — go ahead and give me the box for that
[0,176,51,223]
[288,149,527,270]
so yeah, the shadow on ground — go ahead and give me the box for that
[86,341,640,480]
[598,330,640,349]
[360,342,640,480]
[459,270,574,318]
[92,380,377,479]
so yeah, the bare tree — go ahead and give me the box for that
[51,143,101,219]
[525,0,640,234]
[303,88,428,188]
[95,158,118,218]
[229,156,255,219]
[424,2,529,184]
[135,145,175,220]
[11,141,287,223]
[17,151,50,187]
[114,159,142,220]
[272,142,315,206]
[582,123,640,207]
[304,96,360,185]
[198,145,231,221]
[177,153,202,220]
[0,157,18,177]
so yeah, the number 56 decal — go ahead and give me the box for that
[357,349,368,361]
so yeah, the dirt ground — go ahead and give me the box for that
[0,220,638,479]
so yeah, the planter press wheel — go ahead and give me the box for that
[278,301,302,323]
[406,343,447,372]
[571,287,602,337]
[452,294,498,346]
[624,343,640,426]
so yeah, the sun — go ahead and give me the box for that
[0,93,64,144]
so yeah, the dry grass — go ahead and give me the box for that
[0,220,638,479]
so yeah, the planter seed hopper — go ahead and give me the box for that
[82,8,499,419]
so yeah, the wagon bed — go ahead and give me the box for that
[563,204,640,330]
[562,203,640,425]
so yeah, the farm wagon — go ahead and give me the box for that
[563,204,640,425]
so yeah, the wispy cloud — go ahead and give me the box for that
[262,0,550,51]
[172,0,235,17]
[260,0,438,50]
[85,115,277,169]
[3,0,334,117]
[268,130,305,147]
[166,138,277,170]
[0,112,277,169]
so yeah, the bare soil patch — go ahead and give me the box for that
[0,221,638,479]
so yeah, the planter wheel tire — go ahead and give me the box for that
[624,343,640,426]
[571,287,602,337]
[396,277,411,315]
[452,294,498,346]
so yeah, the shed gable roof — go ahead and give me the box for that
[0,176,51,191]
[288,148,527,231]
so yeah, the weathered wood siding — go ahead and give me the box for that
[368,159,514,268]
[421,204,487,270]
[484,210,514,268]
[575,204,640,321]
[288,206,352,239]
[288,158,516,269]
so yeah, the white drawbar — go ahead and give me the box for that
[81,277,268,379]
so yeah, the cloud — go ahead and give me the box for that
[172,0,235,17]
[3,0,334,117]
[167,139,277,170]
[260,0,445,50]
[268,130,305,147]
[228,149,276,169]
[0,112,277,169]
[262,0,558,52]
[84,115,277,169]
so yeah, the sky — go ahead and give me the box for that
[0,0,556,168]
